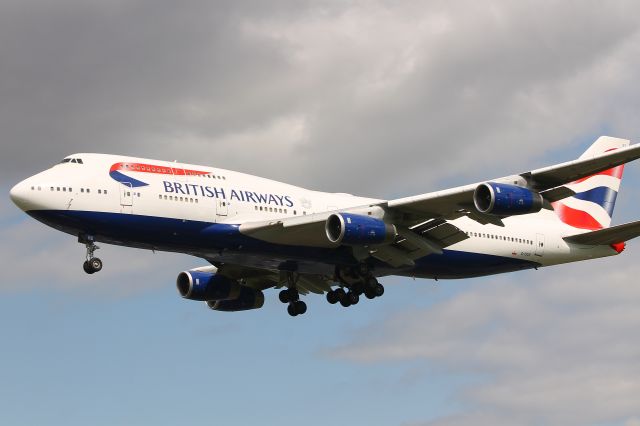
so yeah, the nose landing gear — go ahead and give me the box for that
[79,234,102,274]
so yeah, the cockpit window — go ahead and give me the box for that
[59,158,84,164]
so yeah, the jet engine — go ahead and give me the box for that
[325,213,396,245]
[176,270,242,301]
[207,287,265,312]
[474,182,543,216]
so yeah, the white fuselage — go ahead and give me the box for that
[10,153,619,279]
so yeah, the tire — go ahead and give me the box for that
[294,300,307,315]
[83,261,94,274]
[279,289,290,303]
[339,290,352,307]
[326,290,339,304]
[374,283,384,297]
[364,289,375,299]
[348,292,359,305]
[287,304,298,316]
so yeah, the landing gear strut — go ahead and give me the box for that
[80,234,102,274]
[279,272,307,316]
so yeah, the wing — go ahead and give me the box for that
[237,137,640,267]
[388,137,640,224]
[564,220,640,245]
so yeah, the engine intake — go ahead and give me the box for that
[474,182,543,216]
[207,287,265,312]
[326,213,396,245]
[176,270,242,301]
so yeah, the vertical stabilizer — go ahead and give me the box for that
[552,136,629,230]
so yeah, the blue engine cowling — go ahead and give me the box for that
[325,213,396,245]
[207,287,265,312]
[473,182,543,216]
[176,270,242,301]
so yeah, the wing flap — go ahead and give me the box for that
[564,220,640,245]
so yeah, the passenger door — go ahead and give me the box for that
[119,182,133,213]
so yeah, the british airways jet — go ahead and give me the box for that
[9,136,640,316]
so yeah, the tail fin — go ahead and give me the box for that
[552,136,629,230]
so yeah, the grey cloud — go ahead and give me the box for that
[3,1,640,197]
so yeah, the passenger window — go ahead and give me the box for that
[77,159,83,164]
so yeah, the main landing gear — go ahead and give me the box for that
[80,235,102,275]
[279,272,307,317]
[326,266,384,308]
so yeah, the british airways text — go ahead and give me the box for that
[163,181,294,207]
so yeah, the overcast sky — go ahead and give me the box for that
[2,1,640,425]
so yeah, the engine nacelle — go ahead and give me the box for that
[207,287,265,312]
[325,213,396,245]
[176,270,242,301]
[474,182,543,216]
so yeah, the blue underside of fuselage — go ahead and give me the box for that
[26,210,540,279]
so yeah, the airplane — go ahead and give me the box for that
[9,136,640,316]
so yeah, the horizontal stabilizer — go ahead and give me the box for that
[563,220,640,245]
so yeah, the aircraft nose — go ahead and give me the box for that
[9,180,31,211]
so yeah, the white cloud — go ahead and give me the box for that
[331,256,640,424]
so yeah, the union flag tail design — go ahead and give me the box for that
[552,136,629,230]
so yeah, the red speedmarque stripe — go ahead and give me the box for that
[551,202,603,230]
[109,162,210,176]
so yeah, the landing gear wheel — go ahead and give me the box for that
[364,289,376,299]
[339,297,352,307]
[347,291,359,305]
[80,235,102,275]
[287,300,307,316]
[294,300,307,315]
[89,257,102,273]
[279,289,290,303]
[83,261,94,274]
[326,290,340,304]
[373,283,384,297]
[287,303,298,316]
